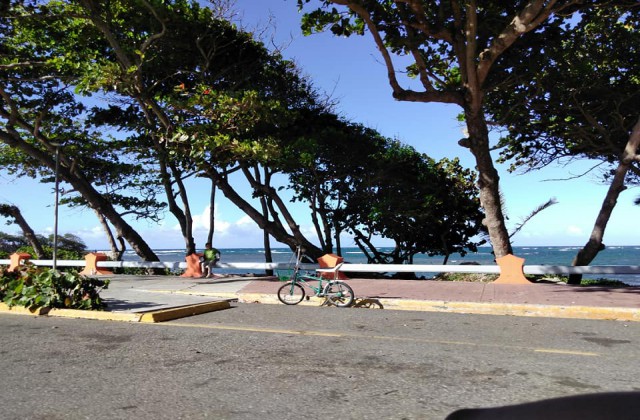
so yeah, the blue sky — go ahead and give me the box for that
[0,0,638,250]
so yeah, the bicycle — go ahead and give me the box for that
[277,246,355,307]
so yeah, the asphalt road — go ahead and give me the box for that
[1,303,639,419]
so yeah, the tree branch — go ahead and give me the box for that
[476,0,581,85]
[334,1,404,97]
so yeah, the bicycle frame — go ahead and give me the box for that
[293,273,331,297]
[287,247,330,296]
[278,246,354,306]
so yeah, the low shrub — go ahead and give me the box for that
[433,272,498,282]
[111,266,174,275]
[529,275,629,287]
[578,278,629,287]
[0,264,109,310]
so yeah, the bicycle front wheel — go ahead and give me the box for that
[277,281,305,305]
[324,281,355,307]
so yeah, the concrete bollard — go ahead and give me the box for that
[181,253,204,278]
[8,252,31,272]
[80,252,113,275]
[493,254,531,284]
[317,253,349,280]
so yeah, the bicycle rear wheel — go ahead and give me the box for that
[277,281,305,305]
[324,281,355,307]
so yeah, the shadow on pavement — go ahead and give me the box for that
[104,299,163,311]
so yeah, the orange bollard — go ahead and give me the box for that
[181,253,204,278]
[493,254,531,284]
[80,252,113,275]
[317,253,349,280]
[8,252,31,272]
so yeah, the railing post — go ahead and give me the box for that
[317,254,349,280]
[494,254,531,284]
[181,253,204,278]
[80,253,113,275]
[8,252,31,272]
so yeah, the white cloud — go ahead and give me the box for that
[566,225,583,236]
[191,205,213,230]
[236,215,254,226]
[71,225,106,241]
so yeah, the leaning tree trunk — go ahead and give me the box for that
[208,168,323,259]
[207,179,216,246]
[569,116,640,284]
[256,169,274,276]
[94,210,125,260]
[464,110,513,259]
[156,151,196,255]
[0,130,159,261]
[0,204,46,258]
[70,175,159,261]
[85,5,197,257]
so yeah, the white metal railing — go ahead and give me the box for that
[319,263,640,276]
[0,259,316,271]
[2,259,640,276]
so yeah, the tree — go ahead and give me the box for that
[165,52,335,259]
[287,114,483,264]
[0,231,29,258]
[297,0,617,259]
[0,204,45,258]
[0,0,162,260]
[349,151,483,266]
[71,0,330,256]
[485,6,640,283]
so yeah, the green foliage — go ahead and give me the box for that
[298,1,603,100]
[0,0,174,232]
[111,266,175,275]
[0,231,87,260]
[286,114,483,263]
[580,278,629,287]
[526,274,629,287]
[167,89,286,167]
[15,245,83,261]
[0,232,28,258]
[488,6,640,175]
[433,272,498,283]
[1,0,329,258]
[0,264,109,310]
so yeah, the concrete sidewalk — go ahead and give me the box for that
[103,274,639,322]
[1,274,638,322]
[238,277,640,321]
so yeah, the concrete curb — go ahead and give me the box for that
[0,300,233,323]
[155,290,327,307]
[0,302,50,316]
[48,308,143,322]
[138,301,231,323]
[196,292,639,322]
[3,292,636,323]
[376,298,640,322]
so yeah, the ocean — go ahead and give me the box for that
[116,245,640,286]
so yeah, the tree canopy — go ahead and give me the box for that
[483,4,640,282]
[1,0,487,264]
[297,0,637,259]
[286,115,483,263]
[490,6,640,173]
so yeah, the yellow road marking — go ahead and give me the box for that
[161,322,599,357]
[534,348,599,356]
